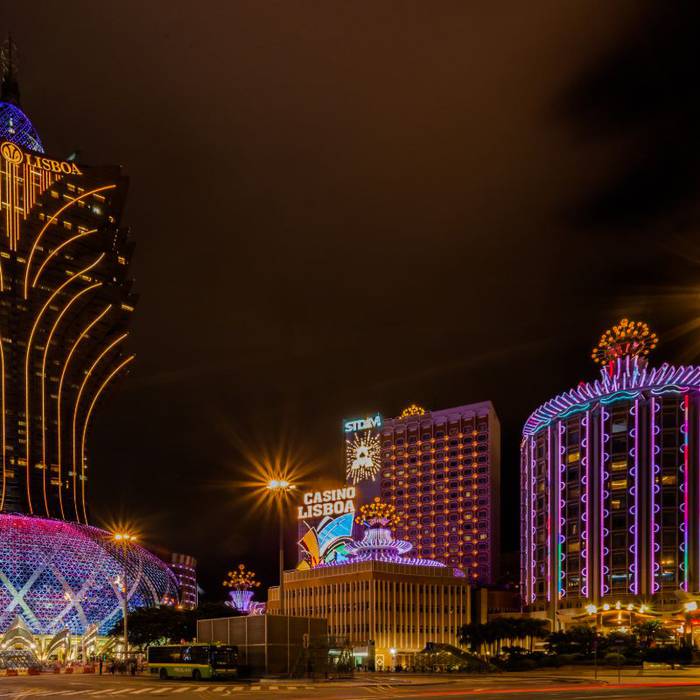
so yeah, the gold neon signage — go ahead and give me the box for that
[0,141,82,175]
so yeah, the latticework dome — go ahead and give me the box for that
[0,101,42,152]
[0,514,178,635]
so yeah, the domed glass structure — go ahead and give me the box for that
[0,514,178,635]
[0,101,43,153]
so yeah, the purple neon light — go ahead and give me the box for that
[228,589,255,613]
[524,356,700,436]
[317,524,449,571]
[546,427,552,602]
[558,422,566,599]
[682,394,690,592]
[600,408,610,597]
[530,437,537,603]
[581,411,590,598]
[0,514,178,635]
[629,399,639,595]
[650,397,661,593]
[520,439,529,602]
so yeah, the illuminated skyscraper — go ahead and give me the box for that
[0,50,135,522]
[379,402,501,583]
[0,47,178,638]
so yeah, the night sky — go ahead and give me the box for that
[4,1,700,599]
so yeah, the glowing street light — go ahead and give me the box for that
[111,531,137,660]
[266,478,296,615]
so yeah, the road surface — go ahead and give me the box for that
[0,672,699,699]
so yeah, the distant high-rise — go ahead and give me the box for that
[379,402,501,583]
[170,553,198,609]
[0,43,135,521]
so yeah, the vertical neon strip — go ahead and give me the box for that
[530,437,536,603]
[581,411,590,598]
[558,423,565,598]
[600,408,609,598]
[632,399,640,594]
[650,397,659,593]
[521,438,532,605]
[683,394,690,592]
[546,427,552,602]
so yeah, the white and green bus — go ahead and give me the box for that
[147,643,238,680]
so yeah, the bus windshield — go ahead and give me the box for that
[211,647,237,669]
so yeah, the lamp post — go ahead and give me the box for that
[265,479,295,615]
[112,532,137,660]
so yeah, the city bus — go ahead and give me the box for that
[147,643,238,680]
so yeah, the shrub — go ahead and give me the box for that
[604,653,625,667]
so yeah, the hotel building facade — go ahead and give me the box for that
[0,74,135,522]
[269,559,470,668]
[521,320,700,634]
[273,498,470,668]
[379,402,501,583]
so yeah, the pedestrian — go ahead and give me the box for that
[99,658,103,675]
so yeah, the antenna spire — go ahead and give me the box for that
[1,34,20,105]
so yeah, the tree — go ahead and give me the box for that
[545,624,598,656]
[108,603,242,650]
[108,606,191,649]
[634,620,670,648]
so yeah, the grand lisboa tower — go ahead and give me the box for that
[0,44,177,641]
[521,319,700,636]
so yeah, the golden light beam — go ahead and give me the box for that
[55,304,111,520]
[23,184,115,299]
[31,228,98,289]
[79,355,134,524]
[23,255,104,515]
[39,282,101,516]
[71,332,128,521]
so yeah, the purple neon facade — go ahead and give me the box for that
[0,514,178,635]
[521,349,700,615]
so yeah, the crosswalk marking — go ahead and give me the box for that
[212,688,226,694]
[172,689,189,694]
[151,689,173,695]
[130,690,156,695]
[232,687,244,692]
[193,688,209,693]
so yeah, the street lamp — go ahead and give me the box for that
[266,479,295,615]
[112,532,137,661]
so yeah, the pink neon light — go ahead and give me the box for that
[600,408,609,597]
[558,422,566,598]
[632,399,639,594]
[650,397,660,593]
[683,394,689,591]
[530,438,536,603]
[546,427,551,602]
[582,411,590,598]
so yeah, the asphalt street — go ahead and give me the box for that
[0,673,699,699]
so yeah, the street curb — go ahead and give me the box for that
[0,666,95,677]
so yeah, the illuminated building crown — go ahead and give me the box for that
[592,318,657,366]
[343,497,450,570]
[0,38,42,153]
